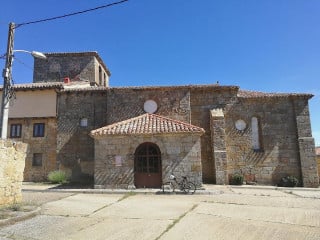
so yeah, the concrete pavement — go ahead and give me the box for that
[0,183,320,239]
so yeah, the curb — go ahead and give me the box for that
[228,185,320,192]
[22,184,320,195]
[23,188,223,195]
[0,207,41,228]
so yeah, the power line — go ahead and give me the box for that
[13,56,34,72]
[13,56,62,83]
[15,0,129,29]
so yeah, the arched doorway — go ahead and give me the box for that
[134,142,162,188]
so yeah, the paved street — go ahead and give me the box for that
[0,185,320,239]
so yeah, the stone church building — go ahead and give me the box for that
[3,52,319,188]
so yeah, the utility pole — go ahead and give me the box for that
[1,22,15,139]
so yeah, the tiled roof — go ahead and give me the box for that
[1,82,314,100]
[59,86,108,92]
[109,84,239,91]
[0,81,106,92]
[238,90,313,99]
[0,82,63,91]
[90,113,205,137]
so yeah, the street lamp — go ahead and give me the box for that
[13,50,47,60]
[1,22,47,139]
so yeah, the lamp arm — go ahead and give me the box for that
[13,49,31,54]
[13,50,47,59]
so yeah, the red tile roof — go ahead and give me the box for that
[90,113,205,137]
[0,82,63,91]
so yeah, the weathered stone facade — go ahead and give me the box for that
[33,52,110,87]
[189,87,238,183]
[4,51,318,188]
[8,118,57,181]
[292,98,319,187]
[93,134,203,189]
[91,113,204,188]
[210,109,228,184]
[316,147,320,176]
[0,140,27,206]
[224,97,304,185]
[106,87,191,124]
[56,90,108,181]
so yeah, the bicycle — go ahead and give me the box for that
[162,174,196,194]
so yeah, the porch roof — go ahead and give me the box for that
[90,113,205,137]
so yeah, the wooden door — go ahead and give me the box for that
[134,142,162,188]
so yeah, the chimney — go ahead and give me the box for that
[64,77,70,84]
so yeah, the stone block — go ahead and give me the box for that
[0,140,27,206]
[299,137,319,187]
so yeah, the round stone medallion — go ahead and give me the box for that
[143,100,158,113]
[235,119,247,131]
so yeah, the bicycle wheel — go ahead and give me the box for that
[162,182,174,193]
[183,182,196,194]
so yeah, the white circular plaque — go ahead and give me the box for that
[235,119,246,131]
[143,100,158,113]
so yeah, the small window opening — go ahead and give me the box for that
[251,117,263,151]
[99,66,102,86]
[33,123,45,137]
[33,153,43,167]
[80,118,88,127]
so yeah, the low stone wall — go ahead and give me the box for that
[0,140,27,206]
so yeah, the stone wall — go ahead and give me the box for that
[93,134,202,189]
[224,96,318,186]
[317,151,320,178]
[57,90,108,181]
[39,83,317,187]
[0,140,27,206]
[190,87,238,183]
[210,109,228,184]
[106,87,191,124]
[8,118,57,182]
[292,98,319,187]
[298,138,318,187]
[105,86,240,185]
[33,52,109,86]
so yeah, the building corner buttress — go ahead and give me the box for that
[292,97,319,187]
[210,108,228,184]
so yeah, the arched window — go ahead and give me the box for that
[98,66,102,86]
[252,117,262,151]
[134,143,161,173]
[103,73,106,86]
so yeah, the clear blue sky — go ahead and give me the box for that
[1,0,319,145]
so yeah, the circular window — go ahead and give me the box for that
[235,119,246,131]
[143,100,158,114]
